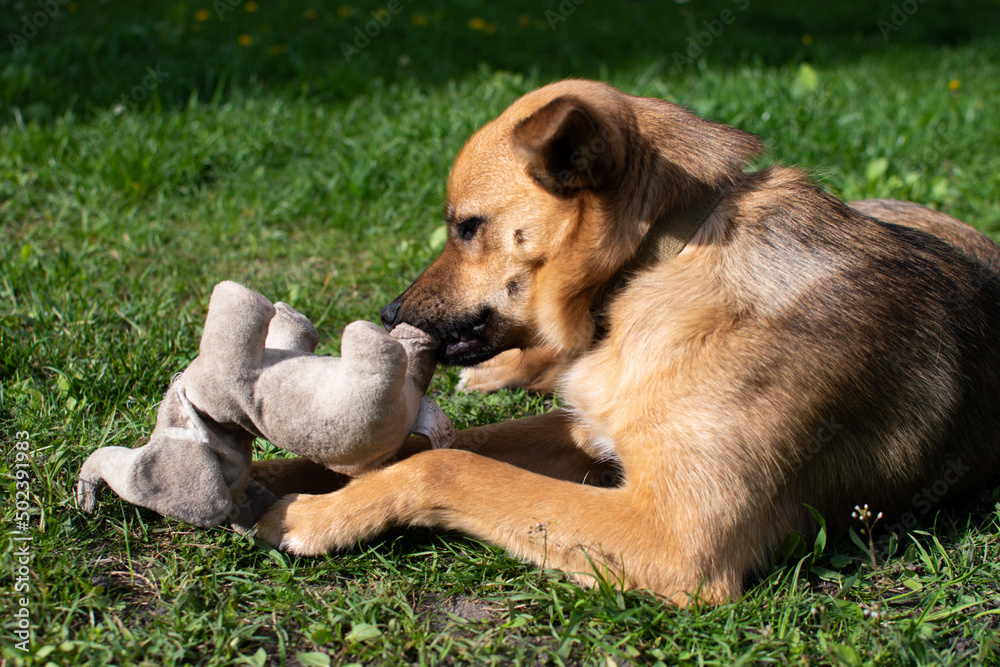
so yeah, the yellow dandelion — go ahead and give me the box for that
[374,8,389,21]
[237,33,253,46]
[468,17,488,31]
[411,14,428,27]
[304,8,318,20]
[195,9,211,21]
[244,1,259,12]
[67,2,79,12]
[268,45,285,55]
[518,15,530,28]
[337,5,353,17]
[801,34,813,45]
[948,79,961,91]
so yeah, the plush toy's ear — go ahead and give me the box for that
[130,434,238,526]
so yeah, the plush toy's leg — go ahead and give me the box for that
[389,323,440,395]
[184,282,276,425]
[197,281,276,376]
[250,457,351,497]
[267,303,320,353]
[339,320,410,384]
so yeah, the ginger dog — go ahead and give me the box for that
[256,80,1000,604]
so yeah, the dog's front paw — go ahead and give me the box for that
[457,348,561,394]
[254,493,333,556]
[254,473,408,555]
[457,350,526,393]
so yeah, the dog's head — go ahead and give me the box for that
[381,80,762,366]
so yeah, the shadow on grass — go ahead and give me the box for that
[2,0,999,123]
[746,481,1000,594]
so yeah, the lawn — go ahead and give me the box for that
[2,0,1000,664]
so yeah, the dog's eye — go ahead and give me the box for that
[456,216,485,242]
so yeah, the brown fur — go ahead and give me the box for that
[255,81,1000,604]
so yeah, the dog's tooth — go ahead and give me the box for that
[448,330,459,340]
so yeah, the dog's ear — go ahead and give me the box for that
[513,95,625,196]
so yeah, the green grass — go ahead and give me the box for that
[3,1,1000,664]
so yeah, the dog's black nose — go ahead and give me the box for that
[380,299,402,331]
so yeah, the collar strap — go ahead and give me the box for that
[591,186,729,342]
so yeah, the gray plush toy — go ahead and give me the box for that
[76,281,453,531]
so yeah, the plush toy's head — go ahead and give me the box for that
[76,281,453,529]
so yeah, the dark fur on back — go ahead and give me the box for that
[722,168,1000,531]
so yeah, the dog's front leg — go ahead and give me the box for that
[458,346,567,394]
[254,447,714,604]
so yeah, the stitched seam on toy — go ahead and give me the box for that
[172,380,211,445]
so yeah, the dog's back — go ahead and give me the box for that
[714,172,1000,534]
[852,198,1000,272]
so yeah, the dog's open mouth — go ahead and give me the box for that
[437,310,493,366]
